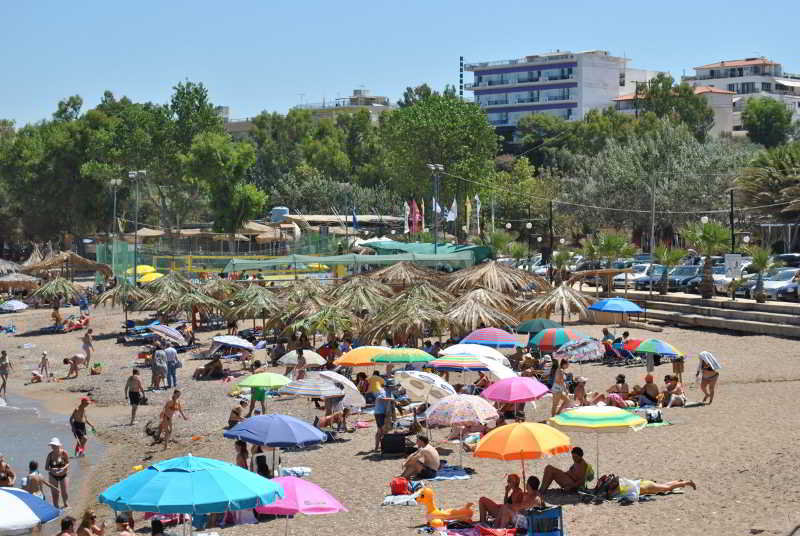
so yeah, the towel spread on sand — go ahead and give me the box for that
[382,491,421,506]
[427,466,471,481]
[279,466,311,477]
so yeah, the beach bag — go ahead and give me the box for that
[478,527,516,536]
[645,409,662,424]
[390,477,410,495]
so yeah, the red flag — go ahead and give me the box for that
[410,200,421,233]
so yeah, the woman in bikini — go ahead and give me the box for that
[550,359,569,416]
[45,437,70,508]
[494,476,544,529]
[0,350,12,399]
[590,374,630,407]
[77,509,105,536]
[158,390,188,451]
[80,330,95,369]
[697,351,720,404]
[478,473,523,525]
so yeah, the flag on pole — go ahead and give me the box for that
[410,200,421,233]
[491,197,495,232]
[420,199,426,231]
[465,197,472,236]
[433,198,442,214]
[352,207,358,230]
[403,202,410,234]
[446,198,457,222]
[475,194,481,232]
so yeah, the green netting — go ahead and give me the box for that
[366,241,492,264]
[223,252,476,273]
[95,240,135,278]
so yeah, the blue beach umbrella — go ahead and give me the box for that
[0,487,61,532]
[98,455,284,514]
[223,414,325,448]
[588,298,644,314]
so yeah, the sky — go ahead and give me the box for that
[2,0,797,126]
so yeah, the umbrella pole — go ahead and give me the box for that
[596,433,600,479]
[458,428,463,468]
[285,515,289,536]
[520,452,526,482]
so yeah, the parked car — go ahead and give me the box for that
[686,265,728,294]
[777,278,800,301]
[583,259,634,286]
[633,254,653,263]
[613,263,658,289]
[634,265,668,291]
[664,265,702,292]
[773,253,800,268]
[736,268,800,300]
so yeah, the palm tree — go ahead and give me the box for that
[94,278,149,326]
[289,306,356,343]
[736,143,800,223]
[477,230,517,259]
[681,221,729,299]
[653,245,688,295]
[507,242,527,267]
[745,245,782,303]
[551,250,574,285]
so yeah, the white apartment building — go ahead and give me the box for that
[682,57,800,127]
[464,50,661,136]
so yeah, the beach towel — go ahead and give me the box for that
[382,491,421,506]
[427,466,471,481]
[279,466,311,477]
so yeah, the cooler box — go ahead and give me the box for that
[526,506,565,535]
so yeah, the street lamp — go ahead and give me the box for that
[559,238,565,245]
[525,222,533,267]
[700,216,709,224]
[426,163,444,254]
[109,178,122,277]
[505,222,512,230]
[128,170,147,278]
[743,235,751,244]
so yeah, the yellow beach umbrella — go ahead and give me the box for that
[473,422,571,480]
[137,272,164,283]
[126,264,156,275]
[307,263,329,270]
[334,346,390,367]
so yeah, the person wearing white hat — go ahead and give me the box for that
[39,351,50,382]
[45,437,70,508]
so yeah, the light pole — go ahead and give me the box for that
[426,164,444,254]
[128,170,147,279]
[526,222,533,269]
[110,178,122,277]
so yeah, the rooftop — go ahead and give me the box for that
[465,49,622,70]
[694,57,779,70]
[612,86,735,101]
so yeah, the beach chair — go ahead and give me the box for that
[524,506,566,535]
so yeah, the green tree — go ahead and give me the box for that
[741,97,794,148]
[638,74,714,141]
[744,245,782,303]
[653,245,688,295]
[382,94,498,200]
[680,221,729,299]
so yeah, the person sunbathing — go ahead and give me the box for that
[607,476,696,498]
[540,447,588,493]
[316,407,351,431]
[558,377,589,413]
[193,357,223,380]
[493,476,544,528]
[398,436,439,480]
[479,474,523,526]
[661,375,686,407]
[591,374,631,407]
[637,375,660,407]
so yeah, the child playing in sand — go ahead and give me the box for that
[39,351,50,382]
[23,460,58,500]
[63,354,85,379]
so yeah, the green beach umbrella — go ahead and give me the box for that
[633,339,683,356]
[238,372,291,389]
[517,318,562,334]
[372,348,435,364]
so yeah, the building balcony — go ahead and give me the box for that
[484,99,509,106]
[466,75,575,90]
[489,118,509,125]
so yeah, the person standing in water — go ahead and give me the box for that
[124,369,145,425]
[80,329,95,369]
[70,397,96,457]
[45,437,70,508]
[23,460,58,500]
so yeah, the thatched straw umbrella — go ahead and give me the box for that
[330,276,393,299]
[94,278,149,326]
[288,305,358,344]
[445,261,547,296]
[21,251,112,278]
[143,271,194,295]
[0,273,40,292]
[31,277,82,310]
[158,291,224,331]
[516,284,595,325]
[363,261,440,288]
[0,259,21,275]
[22,245,44,267]
[446,289,519,333]
[361,290,448,345]
[281,278,327,304]
[199,278,242,301]
[229,284,284,332]
[329,277,393,315]
[396,281,454,306]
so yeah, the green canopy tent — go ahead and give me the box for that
[223,252,476,274]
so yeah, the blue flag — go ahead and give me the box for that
[352,207,358,230]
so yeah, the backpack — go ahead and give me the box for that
[390,477,410,495]
[645,409,662,424]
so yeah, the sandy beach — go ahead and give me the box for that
[3,303,799,536]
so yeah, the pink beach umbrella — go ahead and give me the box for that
[481,377,549,404]
[255,476,347,535]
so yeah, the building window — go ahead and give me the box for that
[728,84,735,92]
[762,82,772,92]
[740,82,756,94]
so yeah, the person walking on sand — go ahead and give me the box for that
[80,330,95,369]
[0,350,12,399]
[697,351,720,404]
[158,389,188,451]
[23,460,58,500]
[124,369,145,425]
[45,437,70,508]
[70,397,96,457]
[39,351,50,382]
[164,345,179,389]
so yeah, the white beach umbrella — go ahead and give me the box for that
[393,370,456,402]
[278,350,326,367]
[440,344,511,366]
[313,371,366,408]
[211,335,255,351]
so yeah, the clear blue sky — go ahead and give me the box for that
[2,0,796,126]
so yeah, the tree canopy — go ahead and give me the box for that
[741,97,794,148]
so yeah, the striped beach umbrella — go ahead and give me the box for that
[425,394,499,468]
[460,327,521,348]
[429,356,490,372]
[439,344,510,366]
[278,379,343,398]
[372,348,434,364]
[549,405,646,476]
[634,338,683,356]
[149,324,187,346]
[529,328,587,353]
[334,346,390,367]
[0,488,61,532]
[553,339,605,363]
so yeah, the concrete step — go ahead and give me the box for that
[646,308,800,338]
[642,300,800,327]
[616,290,800,315]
